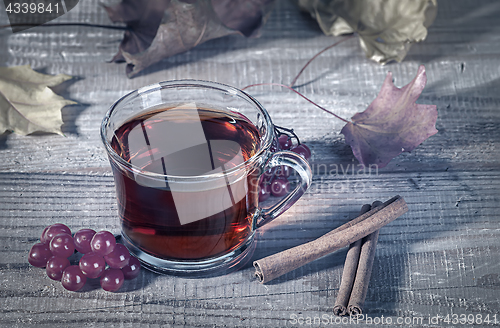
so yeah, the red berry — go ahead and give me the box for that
[121,256,141,280]
[46,256,70,281]
[49,233,75,258]
[28,242,53,268]
[40,226,51,244]
[79,252,106,279]
[44,224,71,243]
[275,165,291,178]
[278,135,292,150]
[258,182,271,202]
[291,144,311,160]
[100,268,124,292]
[61,265,87,291]
[91,231,116,256]
[74,229,96,254]
[270,178,290,197]
[104,244,131,269]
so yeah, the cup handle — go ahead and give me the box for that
[256,150,312,229]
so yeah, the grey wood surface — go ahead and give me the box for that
[1,0,500,327]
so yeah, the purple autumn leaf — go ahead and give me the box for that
[340,65,438,168]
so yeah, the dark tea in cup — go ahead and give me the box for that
[110,105,260,260]
[101,80,312,275]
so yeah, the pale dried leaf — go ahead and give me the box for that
[0,65,75,136]
[297,0,437,64]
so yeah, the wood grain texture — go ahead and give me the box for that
[1,0,500,327]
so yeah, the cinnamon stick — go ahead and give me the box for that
[332,204,370,316]
[347,230,379,315]
[253,195,408,284]
[347,201,383,316]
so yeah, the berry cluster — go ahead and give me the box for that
[258,126,311,201]
[28,223,140,292]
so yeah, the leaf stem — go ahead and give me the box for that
[241,83,350,124]
[289,34,355,88]
[242,36,355,124]
[275,125,301,144]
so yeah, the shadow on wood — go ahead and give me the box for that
[406,0,500,64]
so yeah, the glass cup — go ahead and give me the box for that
[101,80,312,276]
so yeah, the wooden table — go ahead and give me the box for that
[1,0,499,327]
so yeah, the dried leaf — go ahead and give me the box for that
[106,0,276,77]
[297,0,437,64]
[340,65,438,167]
[0,65,75,136]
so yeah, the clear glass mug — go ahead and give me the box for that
[101,80,312,276]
